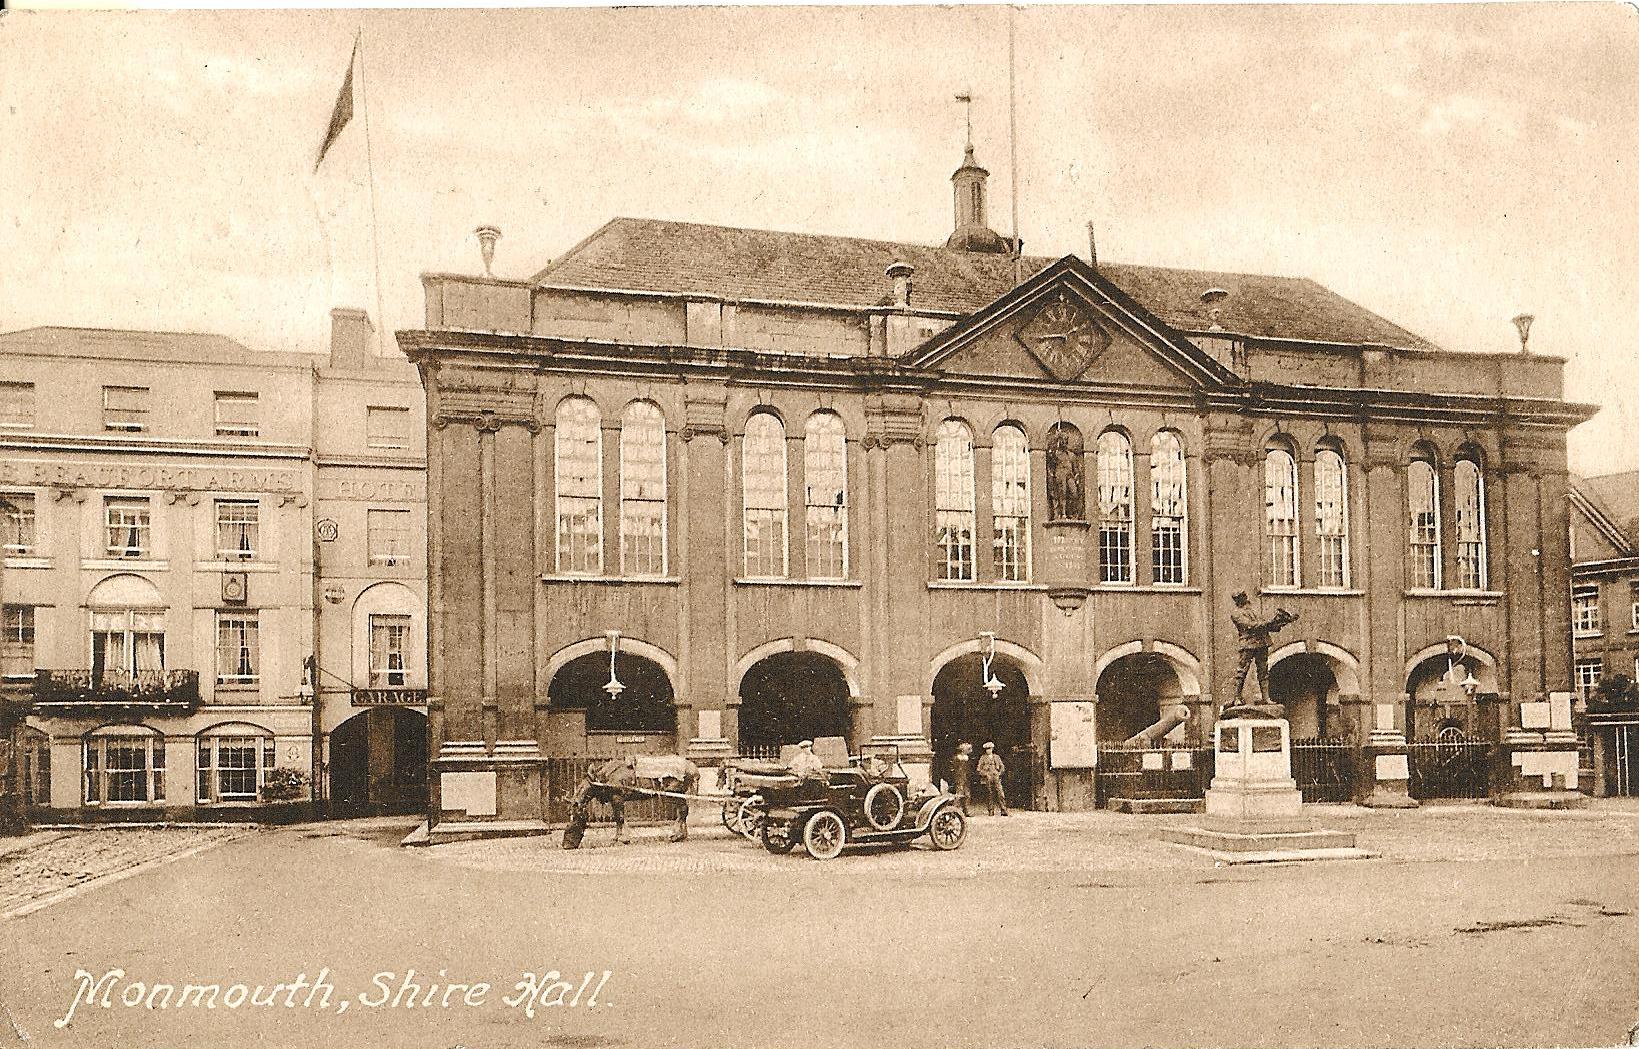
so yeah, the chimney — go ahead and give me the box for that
[1086,221,1098,269]
[886,262,915,309]
[329,307,375,368]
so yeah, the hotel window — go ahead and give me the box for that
[215,500,259,560]
[366,405,411,450]
[991,424,1031,582]
[1264,445,1299,588]
[1315,447,1350,589]
[1575,657,1603,699]
[102,385,149,432]
[1573,585,1601,637]
[366,509,411,567]
[1096,430,1134,584]
[91,609,165,681]
[215,612,259,686]
[933,419,976,581]
[2,492,35,555]
[554,397,602,575]
[213,391,260,437]
[104,497,152,558]
[196,733,275,803]
[1453,454,1488,589]
[0,382,34,429]
[2,605,35,681]
[369,614,411,686]
[83,727,165,805]
[619,400,667,577]
[1150,431,1187,585]
[742,412,789,578]
[804,411,848,580]
[1407,447,1442,589]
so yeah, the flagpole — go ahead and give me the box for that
[354,24,391,358]
[1007,5,1022,287]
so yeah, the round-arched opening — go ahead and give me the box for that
[328,707,428,815]
[930,653,1035,810]
[549,652,677,735]
[1268,654,1340,738]
[737,651,851,754]
[1095,653,1183,743]
[1406,649,1498,740]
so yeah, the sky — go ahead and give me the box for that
[0,5,1635,474]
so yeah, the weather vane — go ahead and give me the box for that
[955,91,973,149]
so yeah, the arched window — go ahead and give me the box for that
[195,725,275,804]
[1408,447,1441,589]
[992,424,1031,582]
[554,397,602,575]
[1264,444,1299,588]
[83,724,165,805]
[1314,447,1350,589]
[1150,431,1187,585]
[1096,430,1134,584]
[934,420,976,581]
[804,412,848,580]
[619,401,667,577]
[1454,452,1487,590]
[742,412,788,578]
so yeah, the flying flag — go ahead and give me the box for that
[314,37,359,172]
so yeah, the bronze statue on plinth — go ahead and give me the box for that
[1222,590,1298,719]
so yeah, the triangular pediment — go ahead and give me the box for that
[904,255,1241,390]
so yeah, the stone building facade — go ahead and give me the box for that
[403,149,1594,839]
[1568,470,1639,796]
[0,313,427,820]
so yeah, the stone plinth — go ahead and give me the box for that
[1159,717,1372,864]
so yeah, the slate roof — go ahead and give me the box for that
[532,217,1441,351]
[0,326,315,368]
[1577,470,1639,551]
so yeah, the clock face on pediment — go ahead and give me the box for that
[1015,293,1111,381]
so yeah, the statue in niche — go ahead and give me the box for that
[1045,423,1086,521]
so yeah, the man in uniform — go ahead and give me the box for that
[976,742,1009,816]
[787,739,825,781]
[1228,590,1297,710]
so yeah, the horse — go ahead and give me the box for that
[562,755,700,849]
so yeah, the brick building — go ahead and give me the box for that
[1568,470,1639,796]
[0,313,427,820]
[402,145,1594,839]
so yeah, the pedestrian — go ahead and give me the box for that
[950,741,973,815]
[787,739,825,781]
[976,742,1009,816]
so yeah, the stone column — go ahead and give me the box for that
[681,392,732,772]
[1360,429,1416,806]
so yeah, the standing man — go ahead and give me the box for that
[976,742,1009,816]
[1227,590,1297,711]
[950,742,973,815]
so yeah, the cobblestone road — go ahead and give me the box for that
[419,799,1639,876]
[0,826,253,915]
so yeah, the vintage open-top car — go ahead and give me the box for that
[756,744,968,860]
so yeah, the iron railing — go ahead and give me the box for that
[1290,737,1357,803]
[1407,736,1494,800]
[1094,743,1214,806]
[32,669,201,715]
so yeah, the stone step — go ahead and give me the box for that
[1106,797,1204,815]
[1157,825,1358,853]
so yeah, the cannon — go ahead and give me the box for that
[1123,704,1191,746]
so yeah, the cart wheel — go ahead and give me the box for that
[928,806,967,850]
[761,817,797,854]
[721,801,739,833]
[802,810,848,861]
[863,783,905,831]
[736,795,766,841]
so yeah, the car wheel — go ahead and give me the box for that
[736,794,766,841]
[928,806,967,850]
[761,817,797,854]
[721,801,740,834]
[863,783,905,831]
[803,810,848,860]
